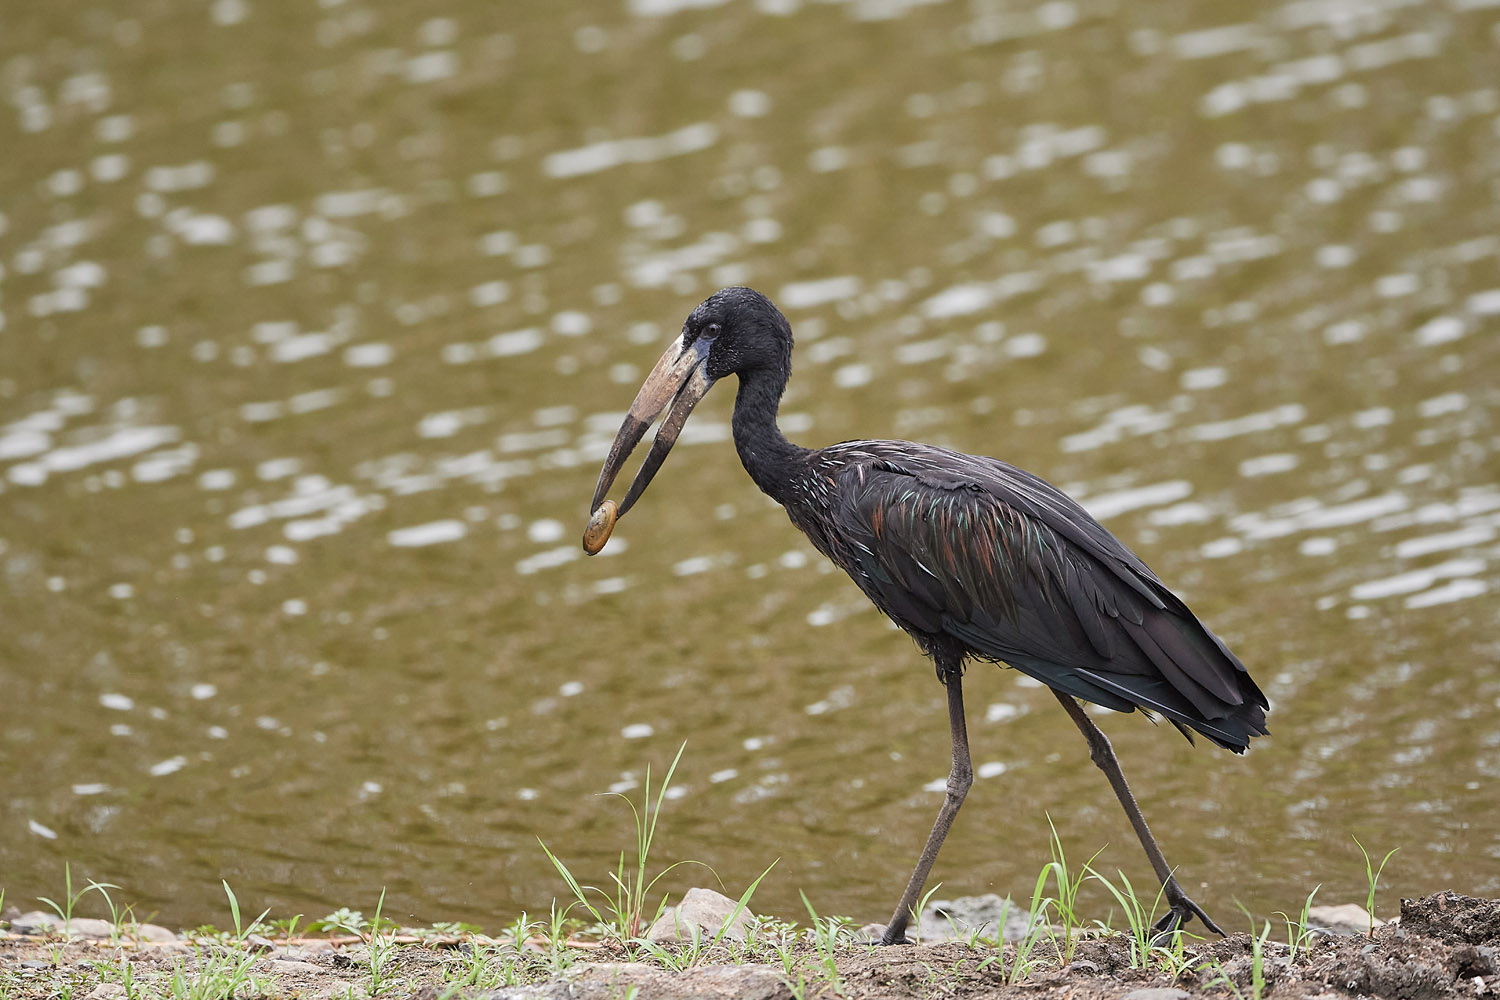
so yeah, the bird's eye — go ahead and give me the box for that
[706,323,721,337]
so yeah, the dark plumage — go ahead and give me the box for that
[794,441,1267,751]
[588,286,1268,943]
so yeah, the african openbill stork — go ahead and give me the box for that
[586,286,1268,943]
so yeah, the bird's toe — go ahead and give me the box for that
[1150,887,1227,945]
[1149,909,1185,948]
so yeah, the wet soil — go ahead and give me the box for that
[2,893,1497,999]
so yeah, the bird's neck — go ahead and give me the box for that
[732,367,807,505]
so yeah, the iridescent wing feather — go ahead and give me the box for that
[829,444,1269,751]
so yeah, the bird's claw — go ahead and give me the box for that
[876,925,915,947]
[1149,909,1184,948]
[1149,886,1226,947]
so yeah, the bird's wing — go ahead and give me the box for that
[830,451,1267,750]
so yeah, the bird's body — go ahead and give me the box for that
[751,437,1267,751]
[588,286,1268,942]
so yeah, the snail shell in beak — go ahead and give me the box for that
[582,499,618,555]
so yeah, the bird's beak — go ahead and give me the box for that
[590,333,715,519]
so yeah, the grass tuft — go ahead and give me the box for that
[1276,884,1321,963]
[1352,835,1398,937]
[37,863,120,939]
[798,891,849,997]
[1006,855,1056,983]
[540,741,707,949]
[1045,816,1105,964]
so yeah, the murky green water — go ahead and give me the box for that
[2,0,1498,932]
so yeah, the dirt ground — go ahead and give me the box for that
[2,892,1498,999]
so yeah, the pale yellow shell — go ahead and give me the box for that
[582,499,618,555]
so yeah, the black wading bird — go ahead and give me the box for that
[585,286,1268,943]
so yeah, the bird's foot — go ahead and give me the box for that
[876,923,914,946]
[1149,885,1226,947]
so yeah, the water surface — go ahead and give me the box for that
[2,0,1498,930]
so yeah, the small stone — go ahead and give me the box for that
[1122,989,1189,1000]
[133,923,177,943]
[646,888,756,943]
[271,959,323,975]
[245,933,276,953]
[918,894,1037,942]
[1308,903,1383,936]
[565,962,789,1000]
[10,912,64,935]
[85,985,126,1000]
[10,913,117,939]
[481,985,573,1000]
[65,918,118,939]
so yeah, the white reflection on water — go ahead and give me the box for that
[8,425,181,486]
[542,123,719,180]
[1395,526,1497,559]
[387,520,467,548]
[1350,558,1487,602]
[1079,480,1192,520]
[1405,579,1487,609]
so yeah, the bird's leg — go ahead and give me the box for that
[1051,690,1226,939]
[879,667,972,946]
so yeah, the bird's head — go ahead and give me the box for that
[690,285,793,382]
[584,287,791,552]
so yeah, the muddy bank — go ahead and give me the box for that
[2,892,1498,999]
